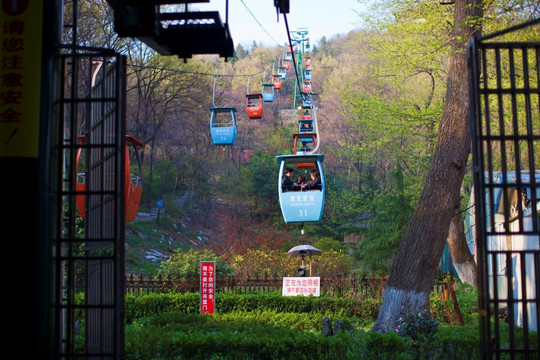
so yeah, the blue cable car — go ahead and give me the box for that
[285,46,293,60]
[278,66,287,79]
[293,133,317,155]
[210,106,237,145]
[262,83,275,102]
[304,69,312,81]
[299,119,314,133]
[277,154,325,223]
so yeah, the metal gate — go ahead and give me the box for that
[469,19,540,359]
[57,47,126,359]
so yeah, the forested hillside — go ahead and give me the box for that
[71,1,539,277]
[120,26,445,274]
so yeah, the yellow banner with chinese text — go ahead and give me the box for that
[0,0,43,158]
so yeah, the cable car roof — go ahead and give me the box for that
[276,154,324,165]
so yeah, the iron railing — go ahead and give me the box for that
[469,18,540,360]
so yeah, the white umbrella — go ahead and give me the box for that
[287,245,321,276]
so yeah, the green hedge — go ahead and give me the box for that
[125,292,381,323]
[125,311,480,360]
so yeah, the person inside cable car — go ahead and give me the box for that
[281,167,294,192]
[301,169,321,191]
[300,121,313,133]
[291,175,306,191]
[300,143,312,152]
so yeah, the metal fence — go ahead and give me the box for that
[126,272,388,298]
[469,18,540,359]
[58,48,126,360]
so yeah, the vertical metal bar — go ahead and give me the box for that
[505,251,515,360]
[469,37,491,360]
[520,251,529,355]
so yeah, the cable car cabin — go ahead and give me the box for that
[272,74,283,90]
[299,119,314,133]
[277,154,325,223]
[282,59,291,70]
[302,96,312,107]
[304,56,311,67]
[75,135,145,222]
[304,69,312,81]
[262,83,275,102]
[278,66,287,79]
[285,46,293,60]
[246,93,263,119]
[301,105,312,120]
[294,133,317,155]
[210,106,237,145]
[303,80,312,93]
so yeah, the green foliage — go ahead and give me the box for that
[230,248,292,278]
[124,292,380,324]
[124,286,484,359]
[238,151,280,219]
[313,237,349,253]
[124,307,481,360]
[396,311,439,342]
[126,311,355,360]
[352,163,418,272]
[158,249,233,280]
[313,250,354,277]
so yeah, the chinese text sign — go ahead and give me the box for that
[0,1,43,158]
[200,261,215,314]
[282,277,320,297]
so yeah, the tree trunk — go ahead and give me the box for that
[447,205,478,287]
[371,0,483,333]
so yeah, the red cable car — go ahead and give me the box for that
[282,59,290,70]
[75,135,145,222]
[301,105,312,120]
[272,74,283,90]
[304,55,311,67]
[303,80,312,93]
[246,93,263,119]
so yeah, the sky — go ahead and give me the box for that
[196,0,367,48]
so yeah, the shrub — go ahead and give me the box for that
[396,311,439,341]
[158,249,233,280]
[125,292,380,323]
[125,311,481,360]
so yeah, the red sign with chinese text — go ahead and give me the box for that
[200,261,215,314]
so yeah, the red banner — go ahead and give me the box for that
[200,261,215,314]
